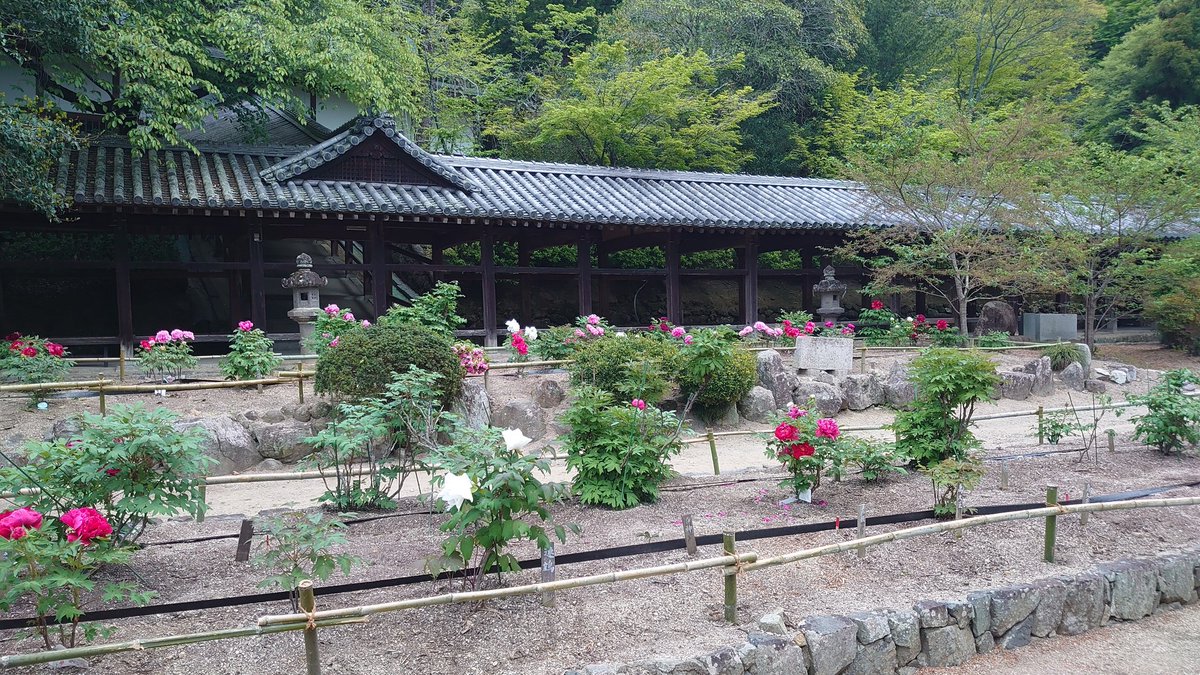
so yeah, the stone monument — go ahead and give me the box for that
[813,265,847,325]
[281,253,328,354]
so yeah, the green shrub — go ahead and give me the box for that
[379,281,466,336]
[1041,341,1084,371]
[314,324,463,403]
[569,335,679,404]
[304,305,364,356]
[679,345,756,410]
[1,333,74,404]
[891,348,999,467]
[922,455,986,518]
[530,325,579,361]
[559,386,684,508]
[1146,278,1200,355]
[221,322,282,380]
[254,511,362,610]
[1128,369,1200,454]
[976,331,1013,348]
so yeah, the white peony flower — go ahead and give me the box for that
[505,319,521,334]
[502,428,533,452]
[438,473,474,511]
[615,331,627,337]
[524,325,539,341]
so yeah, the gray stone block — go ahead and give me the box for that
[1060,362,1085,390]
[848,611,891,644]
[799,615,858,675]
[966,591,992,637]
[886,608,921,666]
[1000,371,1035,400]
[757,610,789,636]
[1157,555,1199,605]
[453,378,491,429]
[914,600,958,628]
[738,386,778,423]
[531,379,566,408]
[989,586,1039,636]
[1031,579,1067,638]
[491,398,547,440]
[974,631,995,654]
[795,336,854,377]
[840,374,884,411]
[920,625,976,667]
[882,365,916,407]
[746,633,810,675]
[1022,313,1078,342]
[995,614,1034,650]
[845,637,897,675]
[1021,356,1055,396]
[756,350,793,409]
[1058,572,1108,636]
[1101,559,1160,620]
[794,379,844,417]
[1084,378,1107,394]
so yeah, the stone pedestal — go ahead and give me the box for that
[281,253,328,355]
[1021,313,1078,342]
[795,336,854,377]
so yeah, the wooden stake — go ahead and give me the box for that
[98,384,106,416]
[235,519,254,562]
[682,515,697,556]
[540,544,556,607]
[1044,485,1059,563]
[298,580,321,675]
[707,430,720,476]
[197,485,207,523]
[1080,482,1091,526]
[1107,429,1115,453]
[856,504,867,557]
[118,348,126,383]
[1000,463,1010,490]
[296,363,305,404]
[1036,406,1045,445]
[954,484,964,540]
[723,532,738,624]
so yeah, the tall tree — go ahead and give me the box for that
[854,0,966,87]
[489,42,774,170]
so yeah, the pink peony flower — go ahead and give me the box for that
[753,321,769,332]
[738,326,754,337]
[45,342,64,357]
[238,321,254,332]
[915,314,926,324]
[787,406,807,419]
[60,507,112,546]
[630,398,646,410]
[329,337,339,348]
[586,324,603,337]
[804,322,815,334]
[683,335,694,345]
[21,346,37,357]
[587,314,600,325]
[361,320,371,328]
[0,507,43,540]
[671,326,685,338]
[343,312,355,322]
[181,331,194,341]
[936,319,949,331]
[574,328,585,338]
[170,329,184,340]
[154,330,171,343]
[816,418,840,440]
[824,321,834,328]
[785,325,801,338]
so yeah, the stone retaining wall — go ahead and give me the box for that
[566,548,1200,675]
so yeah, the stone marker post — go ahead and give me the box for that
[282,253,328,355]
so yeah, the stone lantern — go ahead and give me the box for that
[281,253,328,354]
[813,265,847,324]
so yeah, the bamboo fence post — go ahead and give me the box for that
[298,580,321,675]
[722,532,738,624]
[98,383,107,416]
[1107,429,1116,453]
[707,430,720,476]
[856,504,867,557]
[118,348,126,383]
[1044,485,1059,563]
[1036,406,1045,444]
[1000,463,1010,490]
[296,363,305,404]
[1080,483,1091,526]
[954,484,964,540]
[197,485,207,523]
[235,519,254,562]
[682,515,697,556]
[541,544,556,608]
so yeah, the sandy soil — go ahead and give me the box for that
[1,348,1197,674]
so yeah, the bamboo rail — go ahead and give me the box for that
[0,379,113,393]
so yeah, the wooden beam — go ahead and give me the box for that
[481,228,498,347]
[743,237,759,325]
[248,221,266,328]
[369,222,388,315]
[114,221,133,349]
[577,231,593,316]
[666,233,681,323]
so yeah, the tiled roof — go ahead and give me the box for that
[51,118,882,230]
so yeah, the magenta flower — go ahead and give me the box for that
[181,331,195,340]
[170,329,184,340]
[824,321,834,328]
[238,321,254,332]
[0,507,43,540]
[574,328,585,338]
[329,337,339,348]
[343,312,355,322]
[738,326,754,337]
[324,304,340,316]
[816,418,840,440]
[630,398,646,410]
[683,335,694,345]
[154,330,171,343]
[361,320,371,328]
[804,322,815,334]
[787,406,807,419]
[670,326,685,338]
[587,314,600,325]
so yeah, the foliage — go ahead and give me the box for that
[1,505,153,649]
[922,455,986,518]
[314,324,463,404]
[679,344,756,411]
[0,333,74,402]
[427,426,575,587]
[569,334,679,404]
[1,404,213,546]
[136,330,198,381]
[490,41,774,170]
[842,437,909,481]
[0,99,79,218]
[559,386,685,508]
[778,310,814,327]
[1041,342,1085,371]
[454,343,490,375]
[976,331,1013,348]
[854,302,898,338]
[530,325,580,361]
[891,348,999,467]
[305,304,366,357]
[380,281,467,337]
[221,322,281,381]
[254,511,362,610]
[1128,369,1200,455]
[1038,410,1075,444]
[763,406,844,498]
[1144,236,1200,355]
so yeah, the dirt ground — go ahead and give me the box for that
[1,347,1198,674]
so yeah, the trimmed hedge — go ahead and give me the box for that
[678,347,757,410]
[568,335,680,404]
[314,324,463,403]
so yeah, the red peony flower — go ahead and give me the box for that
[140,339,155,350]
[789,442,815,458]
[915,314,926,324]
[104,468,120,477]
[871,300,884,310]
[45,342,64,357]
[20,346,37,357]
[8,340,22,351]
[936,319,949,331]
[0,507,43,540]
[3,332,19,341]
[816,418,840,440]
[774,423,799,442]
[60,507,113,546]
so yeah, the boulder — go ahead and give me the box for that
[1109,362,1138,382]
[531,380,566,409]
[840,374,884,411]
[44,416,83,442]
[491,398,546,441]
[995,614,1034,650]
[453,379,491,430]
[291,405,312,423]
[1030,579,1067,638]
[975,631,995,654]
[845,637,897,675]
[882,366,916,407]
[757,610,789,636]
[1101,559,1160,620]
[966,592,992,637]
[756,350,791,408]
[1157,555,1198,605]
[1075,343,1092,372]
[252,419,316,463]
[738,386,777,423]
[798,615,858,675]
[919,625,976,667]
[1021,356,1055,396]
[886,608,921,667]
[252,458,285,472]
[176,416,260,475]
[847,611,892,644]
[1084,379,1107,394]
[1000,372,1035,400]
[745,633,810,675]
[914,600,955,628]
[1058,571,1108,636]
[1060,362,1085,390]
[794,380,844,417]
[977,301,1018,336]
[307,400,333,420]
[989,586,1039,636]
[260,409,287,424]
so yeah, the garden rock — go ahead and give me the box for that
[1060,362,1085,390]
[1075,343,1092,372]
[1058,571,1108,635]
[882,365,916,407]
[974,631,995,654]
[847,611,891,644]
[756,350,791,408]
[45,416,83,441]
[1101,559,1159,620]
[757,610,789,636]
[491,398,546,440]
[793,379,844,416]
[919,625,975,667]
[977,301,1018,335]
[966,592,992,636]
[531,380,566,408]
[1000,371,1035,400]
[260,409,287,424]
[840,374,884,410]
[454,379,491,429]
[176,416,259,475]
[844,637,896,675]
[1084,379,1107,394]
[1156,555,1198,604]
[914,600,955,628]
[253,458,285,472]
[746,633,810,674]
[309,400,333,419]
[1021,356,1055,396]
[885,608,921,666]
[1030,579,1067,637]
[798,615,857,675]
[738,386,778,423]
[291,405,312,422]
[995,614,1034,649]
[988,586,1039,636]
[252,419,315,463]
[1109,362,1138,382]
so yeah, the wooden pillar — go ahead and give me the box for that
[518,240,532,322]
[801,259,814,313]
[742,237,759,325]
[596,249,609,321]
[114,222,133,349]
[430,238,444,285]
[915,291,927,316]
[577,230,593,317]
[665,232,681,324]
[481,228,498,347]
[248,222,266,328]
[369,222,388,316]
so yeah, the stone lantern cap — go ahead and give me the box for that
[813,265,846,295]
[281,253,328,290]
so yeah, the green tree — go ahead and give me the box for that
[490,42,774,170]
[0,100,79,218]
[854,0,965,87]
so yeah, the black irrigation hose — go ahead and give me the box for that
[138,510,438,548]
[5,478,1199,632]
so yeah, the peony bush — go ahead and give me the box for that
[1,332,74,404]
[221,320,282,380]
[137,328,199,380]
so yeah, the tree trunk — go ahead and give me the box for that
[1084,295,1096,349]
[958,295,970,334]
